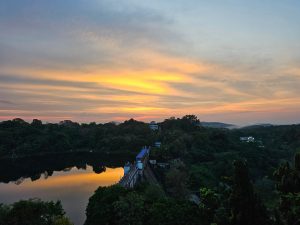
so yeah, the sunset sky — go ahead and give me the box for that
[0,0,300,125]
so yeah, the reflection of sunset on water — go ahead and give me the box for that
[11,167,123,190]
[0,166,123,225]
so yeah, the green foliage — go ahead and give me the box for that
[113,192,145,225]
[0,204,10,222]
[85,184,202,225]
[199,188,220,223]
[143,184,166,201]
[273,153,300,225]
[85,185,128,225]
[229,160,271,225]
[160,115,200,132]
[0,118,154,158]
[277,193,300,225]
[273,154,300,194]
[0,199,72,225]
[165,167,188,198]
[53,217,74,225]
[2,116,300,225]
[189,164,217,188]
[146,199,201,225]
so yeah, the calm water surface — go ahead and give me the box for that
[0,155,124,225]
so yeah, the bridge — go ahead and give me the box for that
[119,147,158,188]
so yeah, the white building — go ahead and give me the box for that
[240,136,255,143]
[149,121,159,130]
[154,141,161,148]
[149,159,157,165]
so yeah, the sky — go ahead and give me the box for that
[0,0,300,125]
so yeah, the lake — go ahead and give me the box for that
[0,153,126,225]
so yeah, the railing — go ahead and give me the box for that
[119,147,151,188]
[119,165,139,187]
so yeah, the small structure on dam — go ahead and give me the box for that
[119,147,150,188]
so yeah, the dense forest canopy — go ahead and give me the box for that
[84,154,300,225]
[1,116,300,225]
[1,116,299,158]
[0,118,155,158]
[1,116,299,185]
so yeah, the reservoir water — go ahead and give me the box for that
[0,153,125,225]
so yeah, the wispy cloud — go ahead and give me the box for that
[0,0,300,124]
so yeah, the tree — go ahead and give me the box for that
[182,115,200,125]
[146,199,201,225]
[199,188,220,223]
[113,192,145,225]
[229,160,271,225]
[273,153,300,225]
[165,168,188,198]
[84,185,127,225]
[53,217,74,225]
[0,204,10,222]
[31,119,43,127]
[0,199,69,225]
[144,184,165,202]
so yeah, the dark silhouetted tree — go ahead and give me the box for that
[273,153,300,225]
[229,160,271,225]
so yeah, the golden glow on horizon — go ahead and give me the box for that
[1,0,300,125]
[1,46,300,124]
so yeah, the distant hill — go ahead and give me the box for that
[241,123,274,129]
[200,122,236,129]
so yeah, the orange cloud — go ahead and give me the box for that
[1,43,300,124]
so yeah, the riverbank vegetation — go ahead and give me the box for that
[0,199,73,225]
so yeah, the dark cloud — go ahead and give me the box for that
[0,99,14,105]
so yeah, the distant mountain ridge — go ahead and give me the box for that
[200,122,236,129]
[241,123,274,129]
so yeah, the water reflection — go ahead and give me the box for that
[0,152,127,183]
[0,153,125,225]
